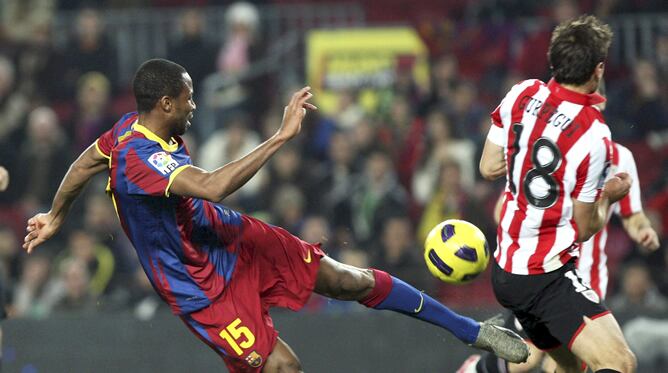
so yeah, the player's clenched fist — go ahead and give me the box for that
[277,86,317,142]
[603,172,632,203]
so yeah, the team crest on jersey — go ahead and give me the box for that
[245,351,263,368]
[582,289,601,304]
[148,151,179,175]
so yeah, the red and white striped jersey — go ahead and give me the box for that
[577,143,642,299]
[487,79,612,275]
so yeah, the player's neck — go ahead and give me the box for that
[138,113,172,142]
[560,83,595,95]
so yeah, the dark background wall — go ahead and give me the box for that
[4,309,492,373]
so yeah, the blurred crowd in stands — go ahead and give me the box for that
[0,0,666,329]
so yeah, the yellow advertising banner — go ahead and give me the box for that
[307,27,430,114]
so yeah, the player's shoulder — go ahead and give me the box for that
[507,79,544,96]
[614,142,635,163]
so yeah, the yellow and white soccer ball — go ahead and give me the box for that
[423,219,490,284]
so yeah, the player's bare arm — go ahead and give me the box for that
[23,143,108,253]
[622,212,660,251]
[479,138,506,181]
[168,87,317,202]
[573,172,632,242]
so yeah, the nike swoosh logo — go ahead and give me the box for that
[303,249,312,263]
[414,292,424,313]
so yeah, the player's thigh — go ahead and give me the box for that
[314,256,374,300]
[546,346,581,373]
[262,337,303,373]
[570,313,636,372]
[507,342,545,373]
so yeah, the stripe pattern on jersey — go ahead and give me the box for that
[577,143,643,298]
[490,79,611,275]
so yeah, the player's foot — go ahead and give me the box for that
[456,354,480,373]
[470,323,529,364]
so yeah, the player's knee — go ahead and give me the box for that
[588,346,636,372]
[619,348,637,373]
[263,353,303,373]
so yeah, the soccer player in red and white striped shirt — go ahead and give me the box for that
[480,15,637,373]
[578,140,660,299]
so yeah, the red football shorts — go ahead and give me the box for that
[181,216,324,372]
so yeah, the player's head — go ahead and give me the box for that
[548,15,612,91]
[133,58,195,135]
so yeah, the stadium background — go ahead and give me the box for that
[0,0,666,372]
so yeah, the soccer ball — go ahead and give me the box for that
[423,219,490,284]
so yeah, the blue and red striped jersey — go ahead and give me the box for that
[96,112,241,314]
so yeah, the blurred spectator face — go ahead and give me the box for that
[68,230,96,262]
[226,122,247,148]
[0,56,15,98]
[261,110,282,139]
[181,9,205,38]
[27,107,60,145]
[365,151,391,183]
[0,226,18,259]
[337,91,355,110]
[553,0,578,23]
[390,96,410,125]
[299,215,331,244]
[271,185,305,226]
[76,9,103,47]
[21,255,51,290]
[434,54,458,83]
[351,118,375,153]
[61,258,91,300]
[85,194,117,232]
[339,248,369,268]
[622,264,652,302]
[439,160,462,190]
[329,132,355,166]
[274,146,301,180]
[225,2,259,38]
[426,110,452,142]
[633,60,659,98]
[452,82,477,114]
[382,217,412,260]
[181,133,199,162]
[77,72,111,112]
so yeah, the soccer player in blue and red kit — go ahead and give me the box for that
[23,59,528,372]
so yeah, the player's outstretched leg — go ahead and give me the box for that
[314,257,529,363]
[457,313,545,373]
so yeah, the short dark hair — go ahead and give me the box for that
[132,59,187,113]
[548,15,613,85]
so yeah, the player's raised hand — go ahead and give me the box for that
[23,212,61,254]
[277,86,317,141]
[603,172,632,203]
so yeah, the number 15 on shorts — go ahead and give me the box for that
[219,318,256,355]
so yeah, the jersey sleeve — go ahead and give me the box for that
[612,145,642,217]
[95,128,114,159]
[123,146,191,197]
[95,112,138,159]
[574,128,611,203]
[487,109,506,147]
